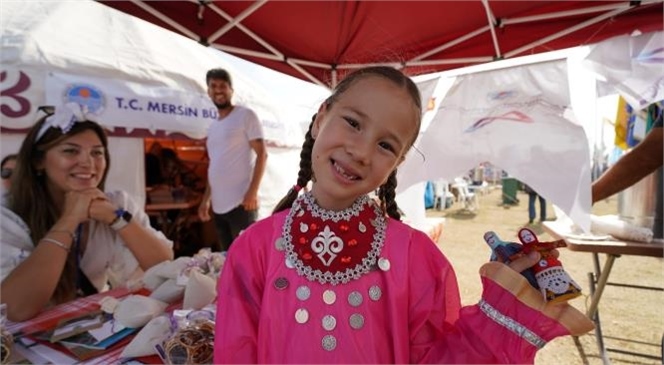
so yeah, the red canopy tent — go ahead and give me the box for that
[100,0,662,87]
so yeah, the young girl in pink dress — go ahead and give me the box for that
[214,66,592,363]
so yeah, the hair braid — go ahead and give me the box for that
[378,170,401,220]
[273,116,316,213]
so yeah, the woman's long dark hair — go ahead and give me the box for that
[8,116,111,303]
[273,66,422,220]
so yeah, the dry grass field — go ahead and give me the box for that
[427,186,663,364]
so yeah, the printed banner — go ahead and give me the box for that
[45,72,215,139]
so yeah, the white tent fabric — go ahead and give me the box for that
[400,60,592,231]
[583,31,664,111]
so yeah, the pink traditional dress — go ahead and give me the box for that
[214,193,592,363]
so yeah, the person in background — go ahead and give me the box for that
[592,102,663,238]
[524,183,546,224]
[198,68,268,252]
[160,148,201,190]
[144,142,164,188]
[0,104,173,321]
[214,66,592,363]
[1,154,17,191]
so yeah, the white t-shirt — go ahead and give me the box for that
[206,105,264,214]
[0,190,173,292]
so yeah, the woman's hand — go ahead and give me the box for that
[87,191,120,225]
[60,188,110,225]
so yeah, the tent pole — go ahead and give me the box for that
[410,26,489,62]
[481,0,502,59]
[207,0,267,44]
[207,2,284,59]
[289,58,332,69]
[131,0,199,41]
[408,57,494,67]
[286,59,326,87]
[212,44,283,62]
[504,6,635,58]
[331,69,337,89]
[502,2,650,25]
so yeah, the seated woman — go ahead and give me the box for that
[0,104,174,321]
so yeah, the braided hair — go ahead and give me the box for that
[273,66,422,220]
[273,115,316,213]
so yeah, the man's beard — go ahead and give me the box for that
[214,101,232,110]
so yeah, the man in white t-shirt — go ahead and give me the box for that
[198,68,268,252]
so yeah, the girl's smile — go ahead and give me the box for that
[331,158,362,182]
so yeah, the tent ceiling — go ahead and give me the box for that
[99,0,663,87]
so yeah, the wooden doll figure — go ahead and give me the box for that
[483,231,539,289]
[517,228,582,303]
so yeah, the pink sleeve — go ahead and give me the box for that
[406,231,593,364]
[213,226,266,364]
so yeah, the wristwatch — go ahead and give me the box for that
[110,208,133,231]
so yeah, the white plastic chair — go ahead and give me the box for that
[453,177,479,211]
[433,180,451,210]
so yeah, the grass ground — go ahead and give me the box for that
[426,186,663,364]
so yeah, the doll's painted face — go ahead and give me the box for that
[484,232,498,248]
[310,76,419,210]
[39,129,107,198]
[519,228,537,244]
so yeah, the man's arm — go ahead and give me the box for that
[198,182,212,221]
[242,138,268,210]
[592,126,663,204]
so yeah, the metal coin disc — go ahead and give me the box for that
[347,291,363,307]
[368,285,382,301]
[274,277,289,290]
[321,335,337,351]
[295,308,309,324]
[322,315,337,331]
[322,290,337,305]
[296,285,311,301]
[378,257,391,271]
[275,237,285,251]
[349,313,365,329]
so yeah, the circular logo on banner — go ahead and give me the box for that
[63,84,105,115]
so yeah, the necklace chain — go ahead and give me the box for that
[281,192,387,285]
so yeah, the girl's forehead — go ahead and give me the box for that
[337,76,419,122]
[337,77,416,109]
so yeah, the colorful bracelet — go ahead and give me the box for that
[41,238,71,253]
